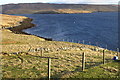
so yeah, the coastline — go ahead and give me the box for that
[1,13,119,79]
[7,17,53,41]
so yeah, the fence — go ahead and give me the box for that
[58,39,118,51]
[2,43,119,79]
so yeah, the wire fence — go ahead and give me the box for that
[1,44,119,78]
[57,38,118,51]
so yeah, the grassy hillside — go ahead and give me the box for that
[0,14,119,79]
[2,3,118,14]
[1,49,119,78]
[63,60,120,78]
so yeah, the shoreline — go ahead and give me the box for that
[1,14,117,51]
[8,17,53,41]
[7,14,116,51]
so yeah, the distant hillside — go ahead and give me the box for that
[2,3,118,14]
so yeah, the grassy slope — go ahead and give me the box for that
[63,61,120,78]
[1,51,119,78]
[0,14,27,28]
[1,14,45,45]
[1,14,120,79]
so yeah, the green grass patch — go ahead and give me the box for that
[68,61,120,78]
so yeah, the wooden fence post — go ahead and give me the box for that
[103,50,105,64]
[78,40,80,43]
[83,40,84,44]
[48,58,51,80]
[41,49,43,57]
[35,56,58,80]
[72,40,73,42]
[82,52,85,71]
[117,48,119,59]
[106,45,107,49]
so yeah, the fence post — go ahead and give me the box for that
[78,40,80,43]
[41,49,43,56]
[72,40,73,42]
[82,52,85,71]
[106,45,107,49]
[48,58,51,80]
[117,48,119,59]
[103,50,105,64]
[83,40,84,44]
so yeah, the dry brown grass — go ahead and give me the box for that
[1,14,45,47]
[1,14,119,78]
[0,14,27,28]
[1,48,118,78]
[56,9,92,13]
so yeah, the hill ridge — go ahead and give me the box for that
[2,3,118,14]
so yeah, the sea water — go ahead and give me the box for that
[16,12,118,51]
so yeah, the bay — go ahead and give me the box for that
[16,12,118,51]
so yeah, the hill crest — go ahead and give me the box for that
[2,3,118,14]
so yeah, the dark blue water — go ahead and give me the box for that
[16,12,118,51]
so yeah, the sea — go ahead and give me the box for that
[15,12,118,51]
